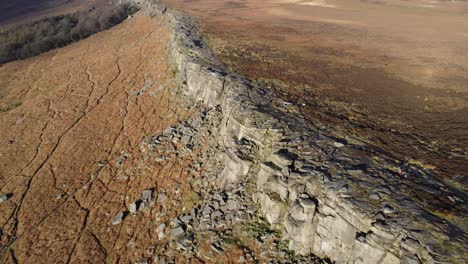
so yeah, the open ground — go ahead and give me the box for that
[163,0,468,185]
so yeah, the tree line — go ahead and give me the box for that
[0,3,139,64]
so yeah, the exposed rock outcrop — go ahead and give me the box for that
[118,1,467,263]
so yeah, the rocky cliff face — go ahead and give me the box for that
[121,1,467,263]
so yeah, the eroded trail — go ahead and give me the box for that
[0,13,198,262]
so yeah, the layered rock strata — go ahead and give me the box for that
[120,1,467,263]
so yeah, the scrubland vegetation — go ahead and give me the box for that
[0,3,138,63]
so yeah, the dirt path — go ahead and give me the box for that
[0,13,198,262]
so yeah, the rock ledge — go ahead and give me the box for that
[117,1,467,263]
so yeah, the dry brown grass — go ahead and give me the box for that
[0,12,200,262]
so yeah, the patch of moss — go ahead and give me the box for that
[172,67,179,78]
[179,190,200,211]
[224,234,249,249]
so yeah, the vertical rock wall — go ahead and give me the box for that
[115,1,467,263]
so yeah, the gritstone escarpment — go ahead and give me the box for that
[0,0,466,262]
[136,1,466,263]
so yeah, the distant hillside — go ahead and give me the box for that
[0,0,69,24]
[0,3,139,64]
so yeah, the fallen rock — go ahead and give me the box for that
[202,205,213,216]
[179,214,192,224]
[157,193,168,203]
[155,156,166,162]
[170,227,184,239]
[129,202,138,214]
[369,193,381,200]
[171,217,181,227]
[129,200,145,214]
[356,233,367,243]
[142,189,153,202]
[0,193,10,203]
[157,223,166,240]
[383,204,394,215]
[333,142,345,148]
[112,211,127,225]
[211,210,223,219]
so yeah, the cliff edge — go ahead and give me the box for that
[129,1,467,263]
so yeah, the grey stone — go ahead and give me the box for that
[129,202,138,214]
[139,201,146,211]
[190,208,197,220]
[202,205,213,216]
[163,127,173,136]
[369,193,381,200]
[177,234,194,251]
[375,212,385,221]
[191,118,202,128]
[181,135,191,143]
[158,135,170,141]
[157,194,168,203]
[170,227,184,238]
[115,154,127,167]
[155,156,166,162]
[210,242,224,253]
[383,204,395,214]
[357,234,366,243]
[179,214,192,223]
[333,142,345,148]
[225,199,240,211]
[401,255,422,264]
[339,186,349,193]
[198,221,209,231]
[157,223,166,240]
[151,84,164,97]
[218,219,230,229]
[211,210,223,219]
[175,241,187,251]
[0,194,9,203]
[165,249,174,257]
[300,198,317,209]
[183,146,193,153]
[112,212,126,225]
[403,237,420,251]
[185,144,195,152]
[142,189,153,202]
[154,256,166,264]
[171,218,181,227]
[294,160,304,170]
